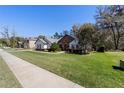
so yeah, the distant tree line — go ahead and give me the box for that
[53,5,124,52]
[0,26,25,48]
[52,30,73,39]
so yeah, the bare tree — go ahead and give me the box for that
[0,26,18,48]
[1,26,10,46]
[95,5,124,50]
[10,27,17,48]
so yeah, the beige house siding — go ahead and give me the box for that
[23,40,36,49]
[29,40,36,49]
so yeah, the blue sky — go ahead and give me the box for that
[0,5,97,37]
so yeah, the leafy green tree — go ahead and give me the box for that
[10,30,17,48]
[71,24,80,37]
[10,37,17,48]
[72,23,96,53]
[50,43,61,52]
[15,37,25,42]
[63,30,69,35]
[53,32,63,39]
[0,38,7,47]
[78,23,96,53]
[53,32,61,39]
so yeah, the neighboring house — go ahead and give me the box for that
[23,37,37,49]
[17,41,24,48]
[35,38,48,50]
[58,35,79,51]
[35,36,59,50]
[69,37,80,50]
[58,34,83,54]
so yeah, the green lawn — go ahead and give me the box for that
[7,49,124,88]
[0,56,22,88]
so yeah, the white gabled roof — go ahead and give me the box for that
[35,36,60,44]
[35,38,47,44]
[39,38,47,44]
[46,37,59,43]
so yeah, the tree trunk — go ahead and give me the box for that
[111,26,118,50]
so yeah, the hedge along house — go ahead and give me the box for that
[35,36,59,50]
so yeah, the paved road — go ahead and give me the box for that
[0,49,82,88]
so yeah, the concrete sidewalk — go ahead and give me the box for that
[0,49,82,88]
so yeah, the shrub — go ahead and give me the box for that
[50,43,61,52]
[97,47,105,52]
[121,48,124,51]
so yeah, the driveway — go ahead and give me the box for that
[0,49,82,88]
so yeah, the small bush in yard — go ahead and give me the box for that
[97,47,105,52]
[50,43,61,52]
[121,48,124,51]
